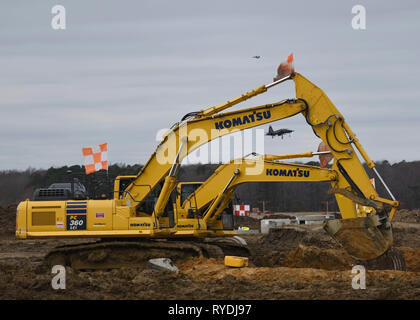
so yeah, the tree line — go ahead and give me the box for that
[0,160,419,211]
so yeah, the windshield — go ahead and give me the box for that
[49,183,71,189]
[49,182,86,193]
[180,183,202,205]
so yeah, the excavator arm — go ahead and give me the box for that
[207,160,337,227]
[292,73,398,259]
[181,154,337,222]
[169,152,337,238]
[294,73,397,212]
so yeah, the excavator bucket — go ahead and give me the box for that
[323,215,393,260]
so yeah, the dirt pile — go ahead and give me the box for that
[283,245,354,270]
[233,213,296,231]
[392,226,420,248]
[0,204,17,237]
[261,225,338,249]
[2,256,419,300]
[233,215,260,230]
[394,209,420,223]
[246,226,413,272]
[400,248,420,272]
[246,225,340,267]
[178,258,420,300]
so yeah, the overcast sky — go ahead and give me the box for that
[0,0,419,170]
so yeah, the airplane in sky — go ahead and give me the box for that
[266,125,294,139]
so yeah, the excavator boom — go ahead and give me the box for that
[181,157,337,220]
[124,98,306,208]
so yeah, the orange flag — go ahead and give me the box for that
[317,141,333,168]
[274,53,294,81]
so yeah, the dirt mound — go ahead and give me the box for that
[2,254,420,300]
[0,204,17,237]
[261,225,338,250]
[280,244,408,272]
[394,209,420,223]
[1,231,420,300]
[399,248,420,272]
[392,226,420,248]
[248,226,413,271]
[178,258,420,300]
[283,245,355,270]
[233,215,260,230]
[246,226,340,267]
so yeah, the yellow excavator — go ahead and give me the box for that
[37,154,337,269]
[173,153,337,235]
[16,56,400,269]
[113,152,337,239]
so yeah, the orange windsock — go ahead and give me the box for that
[317,141,333,168]
[287,53,294,64]
[274,53,295,81]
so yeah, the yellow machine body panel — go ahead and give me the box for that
[17,199,120,238]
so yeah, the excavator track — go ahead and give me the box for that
[203,237,251,257]
[357,247,406,271]
[44,238,250,271]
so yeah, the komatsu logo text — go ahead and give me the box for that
[266,168,310,178]
[130,223,151,227]
[215,111,271,130]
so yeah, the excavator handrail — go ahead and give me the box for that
[115,183,153,203]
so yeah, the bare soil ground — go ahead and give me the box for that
[1,205,419,300]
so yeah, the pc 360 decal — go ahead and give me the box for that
[66,201,87,230]
[66,215,86,230]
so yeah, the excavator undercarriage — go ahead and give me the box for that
[44,237,250,271]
